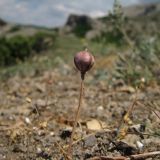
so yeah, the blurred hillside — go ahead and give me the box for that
[0,1,160,85]
[0,3,160,36]
[123,2,160,17]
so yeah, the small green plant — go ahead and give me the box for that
[92,0,133,48]
[116,36,160,85]
[109,0,133,47]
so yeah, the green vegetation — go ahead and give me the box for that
[97,1,127,46]
[116,36,160,86]
[0,0,160,86]
[73,21,92,37]
[9,25,21,32]
[0,32,55,67]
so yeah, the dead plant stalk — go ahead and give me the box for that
[67,49,94,158]
[67,78,84,156]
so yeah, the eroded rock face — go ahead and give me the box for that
[0,18,6,27]
[143,4,157,15]
[65,14,93,37]
[66,14,92,29]
[63,14,105,39]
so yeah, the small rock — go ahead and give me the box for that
[50,132,55,136]
[122,134,140,148]
[60,129,72,140]
[26,97,32,103]
[24,117,31,124]
[37,147,42,154]
[97,106,104,116]
[35,83,46,93]
[35,99,47,108]
[84,135,97,148]
[136,141,144,150]
[38,130,45,136]
[12,144,27,153]
[97,106,104,111]
[84,150,93,159]
[113,141,138,156]
[86,119,102,131]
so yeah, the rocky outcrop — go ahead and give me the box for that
[66,14,92,29]
[60,14,105,39]
[64,14,93,37]
[0,18,6,26]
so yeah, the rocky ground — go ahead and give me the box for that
[0,63,159,160]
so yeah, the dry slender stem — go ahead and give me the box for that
[88,151,160,160]
[130,151,160,159]
[126,90,138,117]
[116,91,137,139]
[88,156,129,160]
[55,142,71,160]
[152,110,160,120]
[137,101,160,120]
[67,78,84,158]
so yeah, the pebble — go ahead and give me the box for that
[84,135,97,148]
[25,117,31,124]
[37,147,42,154]
[136,141,144,150]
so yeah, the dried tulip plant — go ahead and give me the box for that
[67,49,95,158]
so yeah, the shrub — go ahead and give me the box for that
[8,36,32,61]
[9,25,21,33]
[0,32,55,67]
[116,37,160,85]
[30,32,55,53]
[0,37,15,66]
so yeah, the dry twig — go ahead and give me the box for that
[87,151,160,160]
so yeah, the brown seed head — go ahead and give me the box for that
[74,50,94,79]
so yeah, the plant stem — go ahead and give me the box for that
[67,78,84,158]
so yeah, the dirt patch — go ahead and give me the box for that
[0,67,160,159]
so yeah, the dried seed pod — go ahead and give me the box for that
[74,50,94,80]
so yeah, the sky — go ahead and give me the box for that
[0,0,159,27]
